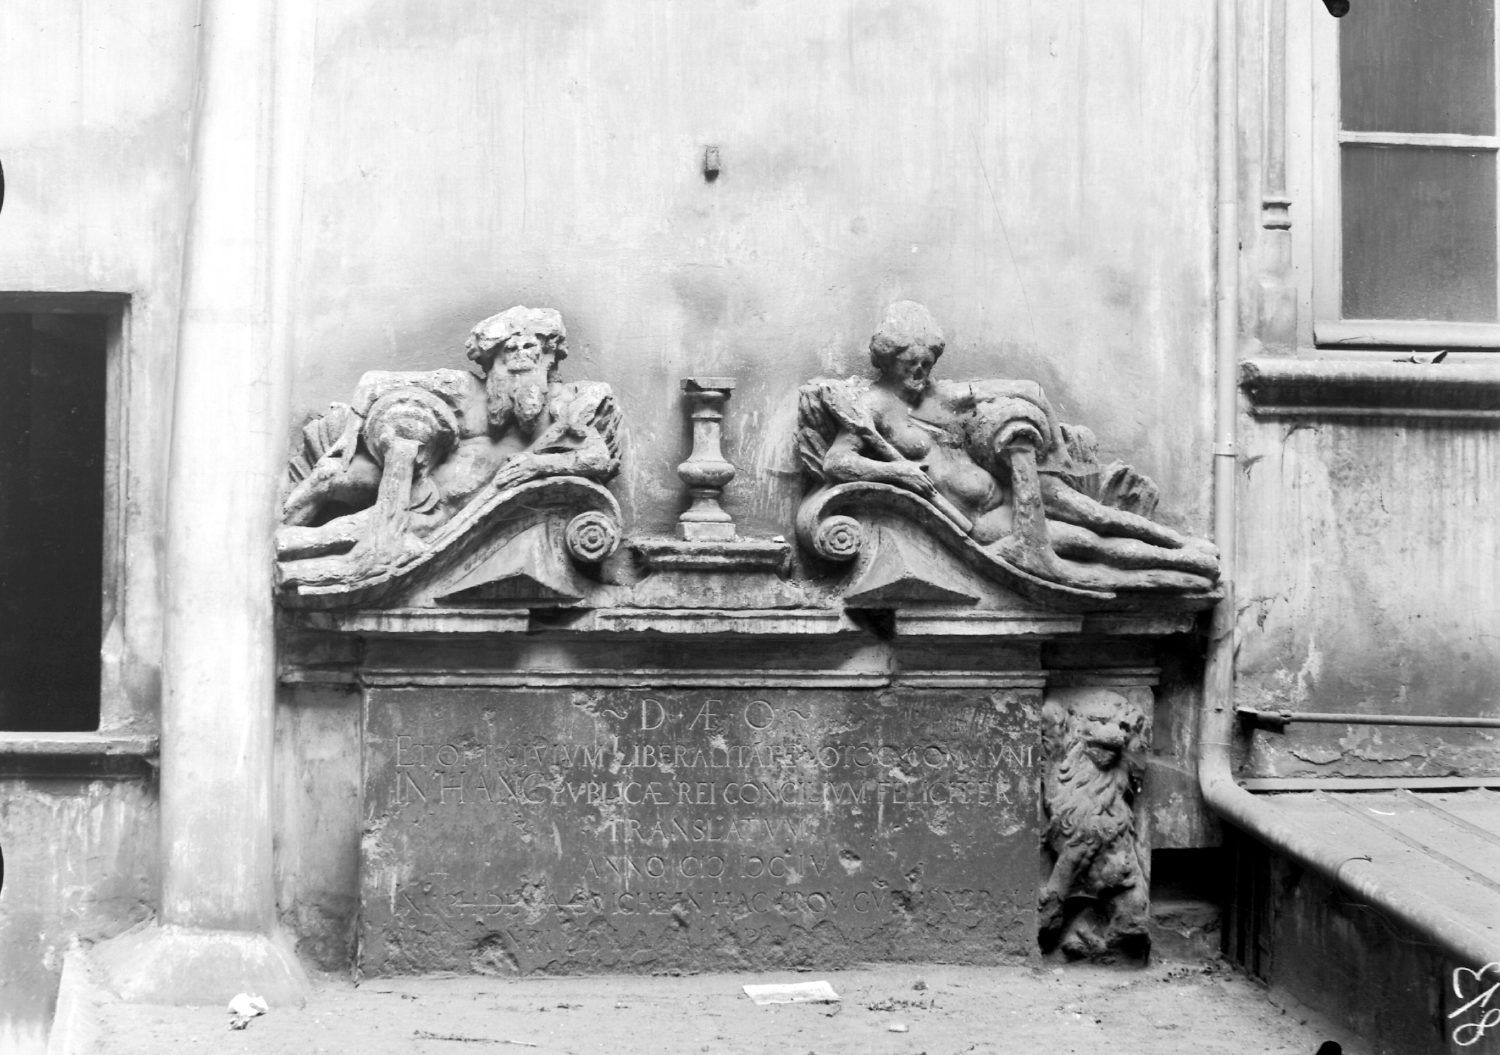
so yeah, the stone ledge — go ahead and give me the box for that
[0,732,158,779]
[281,667,1168,690]
[295,606,859,636]
[287,667,894,688]
[631,536,791,573]
[292,606,1201,639]
[894,609,1081,636]
[1241,357,1500,420]
[1047,666,1160,687]
[284,668,1105,689]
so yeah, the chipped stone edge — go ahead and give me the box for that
[46,944,105,1055]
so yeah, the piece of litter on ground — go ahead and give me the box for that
[227,993,268,1029]
[888,1022,909,1033]
[742,981,840,1005]
[227,994,268,1018]
[412,1029,538,1047]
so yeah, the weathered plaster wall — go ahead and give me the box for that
[1236,417,1500,777]
[287,0,1218,542]
[0,1,197,732]
[0,778,158,1052]
[0,3,195,1047]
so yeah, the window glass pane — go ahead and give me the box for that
[1341,0,1495,135]
[1342,144,1498,321]
[0,314,105,732]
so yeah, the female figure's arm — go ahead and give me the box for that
[823,427,936,497]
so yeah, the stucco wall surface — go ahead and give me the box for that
[0,4,193,1046]
[287,0,1218,541]
[0,1,199,730]
[1236,416,1500,778]
[0,778,158,1054]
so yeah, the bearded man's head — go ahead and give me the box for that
[465,306,568,434]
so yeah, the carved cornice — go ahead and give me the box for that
[286,605,1197,640]
[1242,358,1500,421]
[292,606,860,636]
[280,667,1088,690]
[285,667,892,689]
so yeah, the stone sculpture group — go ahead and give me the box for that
[797,301,1218,603]
[277,300,1220,961]
[277,306,621,606]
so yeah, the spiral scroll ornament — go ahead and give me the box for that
[565,511,620,563]
[812,515,863,562]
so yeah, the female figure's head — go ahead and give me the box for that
[869,301,944,400]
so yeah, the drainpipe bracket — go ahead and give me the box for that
[1236,706,1290,733]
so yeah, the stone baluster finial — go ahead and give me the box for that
[675,377,737,541]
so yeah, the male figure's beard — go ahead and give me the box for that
[487,367,550,435]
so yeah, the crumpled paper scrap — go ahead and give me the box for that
[228,993,268,1030]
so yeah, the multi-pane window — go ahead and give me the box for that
[1312,0,1500,347]
[0,313,106,731]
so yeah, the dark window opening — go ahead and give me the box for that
[1337,0,1500,322]
[0,313,107,731]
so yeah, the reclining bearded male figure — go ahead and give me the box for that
[798,302,1218,596]
[277,306,621,591]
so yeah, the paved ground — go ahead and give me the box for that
[94,959,1362,1055]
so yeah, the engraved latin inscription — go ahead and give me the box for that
[360,687,1040,975]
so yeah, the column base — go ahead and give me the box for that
[90,921,310,1007]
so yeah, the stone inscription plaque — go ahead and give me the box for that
[360,687,1040,974]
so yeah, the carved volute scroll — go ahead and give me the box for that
[795,301,1221,610]
[1039,687,1151,962]
[276,306,623,608]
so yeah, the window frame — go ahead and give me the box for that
[0,293,128,733]
[1304,1,1500,350]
